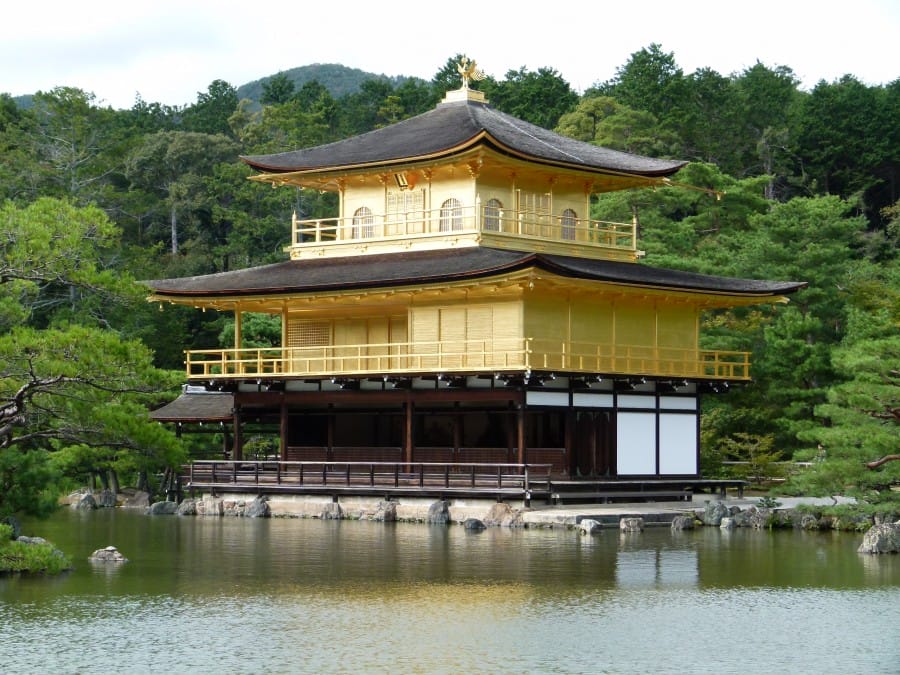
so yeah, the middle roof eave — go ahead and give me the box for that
[146,247,806,299]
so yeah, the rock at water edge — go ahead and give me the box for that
[620,517,644,532]
[579,519,602,535]
[147,501,178,516]
[858,523,900,554]
[426,500,451,525]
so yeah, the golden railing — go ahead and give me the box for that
[185,339,750,381]
[291,204,637,253]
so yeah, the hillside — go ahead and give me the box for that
[236,63,424,104]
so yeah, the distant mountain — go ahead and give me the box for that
[237,63,425,104]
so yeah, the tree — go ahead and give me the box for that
[486,66,578,129]
[0,199,184,517]
[732,62,801,198]
[792,307,899,504]
[125,130,239,255]
[592,44,684,122]
[796,76,899,225]
[182,79,239,136]
[23,87,127,205]
[260,72,296,106]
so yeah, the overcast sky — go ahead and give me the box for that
[3,0,898,110]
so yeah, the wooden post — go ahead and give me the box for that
[233,408,243,461]
[280,396,288,460]
[404,399,414,468]
[517,404,526,466]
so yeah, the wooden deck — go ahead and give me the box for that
[184,460,554,504]
[182,461,747,505]
[549,478,748,504]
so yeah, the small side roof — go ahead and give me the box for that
[241,99,686,178]
[150,391,234,423]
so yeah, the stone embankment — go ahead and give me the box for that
[66,488,900,554]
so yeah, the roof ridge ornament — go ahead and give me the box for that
[457,56,486,89]
[443,56,488,104]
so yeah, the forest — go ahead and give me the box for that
[0,46,897,517]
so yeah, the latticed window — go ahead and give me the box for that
[439,198,463,232]
[483,198,502,231]
[561,208,577,240]
[351,206,374,239]
[287,319,330,347]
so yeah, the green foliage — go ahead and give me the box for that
[219,312,282,348]
[485,66,578,129]
[0,531,72,574]
[1,199,185,517]
[719,432,783,485]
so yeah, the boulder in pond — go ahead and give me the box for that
[73,493,97,510]
[619,517,644,532]
[147,500,178,516]
[463,518,486,531]
[579,519,602,535]
[670,515,695,531]
[857,522,900,554]
[426,500,450,525]
[371,500,397,522]
[701,500,729,526]
[244,496,270,518]
[176,499,197,516]
[89,546,128,563]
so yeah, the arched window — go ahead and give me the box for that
[561,208,577,240]
[439,198,463,232]
[483,198,502,232]
[351,206,374,239]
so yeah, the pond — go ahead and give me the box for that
[2,508,898,674]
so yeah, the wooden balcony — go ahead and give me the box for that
[185,339,750,381]
[289,204,642,261]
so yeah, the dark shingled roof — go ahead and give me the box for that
[241,99,686,177]
[150,392,234,422]
[146,247,806,298]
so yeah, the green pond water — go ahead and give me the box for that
[1,508,898,674]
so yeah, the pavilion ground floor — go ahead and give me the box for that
[155,377,751,503]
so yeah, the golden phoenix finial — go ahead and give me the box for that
[457,57,486,89]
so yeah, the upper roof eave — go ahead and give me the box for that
[240,99,687,180]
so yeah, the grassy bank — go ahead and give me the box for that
[0,524,72,575]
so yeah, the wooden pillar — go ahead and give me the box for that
[404,399,414,467]
[565,407,576,477]
[233,408,243,461]
[327,405,334,462]
[453,402,462,464]
[280,395,288,460]
[517,404,526,465]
